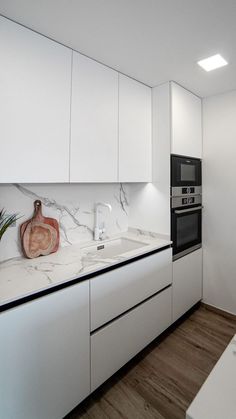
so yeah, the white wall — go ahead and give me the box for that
[129,83,171,237]
[203,90,236,315]
[0,183,129,262]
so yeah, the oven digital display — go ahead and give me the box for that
[181,164,196,182]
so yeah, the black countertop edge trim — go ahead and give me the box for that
[90,283,172,335]
[0,244,171,313]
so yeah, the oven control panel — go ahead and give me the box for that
[171,186,202,198]
[172,194,202,209]
[182,197,195,205]
[171,185,202,209]
[182,187,195,194]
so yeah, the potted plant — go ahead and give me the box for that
[0,209,19,241]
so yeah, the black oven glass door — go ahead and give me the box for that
[172,206,202,257]
[171,155,201,187]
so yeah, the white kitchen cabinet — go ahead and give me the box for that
[172,248,202,322]
[0,281,90,419]
[0,16,152,184]
[119,74,152,182]
[70,52,118,182]
[91,248,172,331]
[91,286,172,391]
[0,16,71,183]
[171,82,202,158]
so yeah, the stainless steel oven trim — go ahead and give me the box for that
[173,244,202,261]
[171,186,202,197]
[174,206,203,214]
[171,194,202,209]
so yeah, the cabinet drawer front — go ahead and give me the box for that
[91,286,172,391]
[91,248,172,331]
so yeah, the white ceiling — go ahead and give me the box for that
[0,0,236,97]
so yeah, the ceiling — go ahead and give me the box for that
[0,0,236,97]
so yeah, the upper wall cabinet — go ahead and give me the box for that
[0,17,71,183]
[70,52,118,182]
[0,16,152,184]
[171,82,202,158]
[119,75,152,182]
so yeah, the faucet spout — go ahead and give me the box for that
[96,202,112,212]
[94,202,112,241]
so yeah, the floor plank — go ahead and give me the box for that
[66,304,236,419]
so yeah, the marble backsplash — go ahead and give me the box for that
[0,183,129,262]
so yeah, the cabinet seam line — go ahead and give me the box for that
[69,50,73,182]
[90,284,172,335]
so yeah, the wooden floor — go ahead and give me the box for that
[66,304,236,419]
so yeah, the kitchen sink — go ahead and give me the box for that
[82,237,148,259]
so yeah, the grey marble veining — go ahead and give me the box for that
[0,183,129,261]
[129,227,170,241]
[115,183,129,215]
[0,229,172,308]
[14,183,94,242]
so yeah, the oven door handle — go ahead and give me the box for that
[174,206,203,214]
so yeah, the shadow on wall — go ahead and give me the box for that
[129,182,170,237]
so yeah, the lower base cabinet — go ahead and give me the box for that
[90,248,172,331]
[91,286,172,391]
[0,249,174,418]
[172,248,202,322]
[0,281,90,419]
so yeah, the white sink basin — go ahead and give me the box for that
[82,237,148,259]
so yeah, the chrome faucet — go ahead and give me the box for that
[94,202,112,241]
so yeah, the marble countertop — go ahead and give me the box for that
[0,228,171,311]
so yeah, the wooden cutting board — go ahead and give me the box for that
[20,200,60,259]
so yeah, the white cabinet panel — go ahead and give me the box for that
[70,52,118,182]
[91,248,172,331]
[171,82,202,158]
[0,281,90,419]
[0,16,71,183]
[119,74,152,182]
[91,286,172,391]
[172,249,202,322]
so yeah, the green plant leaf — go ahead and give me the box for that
[0,209,21,241]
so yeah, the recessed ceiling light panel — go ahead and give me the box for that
[198,54,228,72]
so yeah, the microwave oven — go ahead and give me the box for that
[171,154,202,197]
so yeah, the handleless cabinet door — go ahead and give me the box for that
[119,74,152,182]
[171,82,202,158]
[70,52,118,182]
[172,248,202,322]
[0,16,71,183]
[0,281,90,419]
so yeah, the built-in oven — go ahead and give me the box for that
[171,154,202,197]
[171,154,202,260]
[171,197,202,260]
